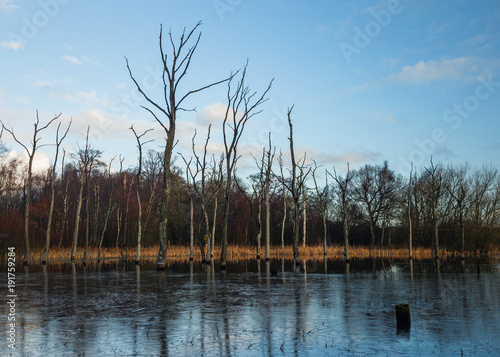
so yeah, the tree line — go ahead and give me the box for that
[1,22,498,267]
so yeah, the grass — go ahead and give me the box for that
[10,243,491,264]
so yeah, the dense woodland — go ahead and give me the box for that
[1,23,499,265]
[0,135,498,261]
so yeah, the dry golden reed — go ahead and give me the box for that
[16,244,479,264]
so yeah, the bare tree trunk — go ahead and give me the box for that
[203,209,211,262]
[126,22,229,270]
[71,127,97,262]
[83,183,90,263]
[72,169,85,261]
[281,185,286,249]
[59,163,70,249]
[264,133,274,261]
[408,165,413,259]
[3,111,60,264]
[211,194,218,260]
[433,200,439,259]
[328,164,352,263]
[343,193,349,262]
[116,206,122,249]
[189,196,194,261]
[220,62,272,269]
[98,170,114,264]
[459,204,464,259]
[257,193,262,260]
[302,189,307,248]
[122,175,134,252]
[136,184,142,264]
[322,209,327,255]
[43,121,70,264]
[265,180,271,261]
[368,210,376,251]
[281,108,309,260]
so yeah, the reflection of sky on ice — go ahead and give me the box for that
[2,259,500,356]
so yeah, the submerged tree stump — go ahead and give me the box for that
[395,303,411,331]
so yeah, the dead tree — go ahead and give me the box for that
[312,160,329,256]
[235,157,265,260]
[58,151,71,249]
[220,62,273,269]
[181,146,206,261]
[2,111,60,264]
[97,157,117,263]
[126,21,231,270]
[263,133,275,261]
[276,106,310,260]
[82,147,104,263]
[42,119,71,264]
[328,164,354,263]
[70,127,102,261]
[408,163,413,259]
[130,125,154,264]
[278,151,287,249]
[188,126,223,262]
[209,155,224,259]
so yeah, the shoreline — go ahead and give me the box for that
[3,244,499,265]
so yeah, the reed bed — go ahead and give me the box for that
[13,244,482,264]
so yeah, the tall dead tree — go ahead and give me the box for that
[126,21,230,269]
[42,119,71,264]
[278,151,287,249]
[220,62,273,269]
[58,151,71,249]
[312,160,329,256]
[2,111,60,264]
[235,159,265,260]
[70,127,102,261]
[263,133,275,261]
[277,106,310,260]
[97,157,117,263]
[209,155,224,259]
[184,126,223,262]
[328,164,354,263]
[130,125,154,264]
[408,163,413,259]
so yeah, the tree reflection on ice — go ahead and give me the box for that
[1,257,499,355]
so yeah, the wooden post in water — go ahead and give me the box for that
[395,304,411,331]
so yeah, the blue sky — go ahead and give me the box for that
[1,0,499,178]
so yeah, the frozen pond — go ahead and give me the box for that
[1,257,500,356]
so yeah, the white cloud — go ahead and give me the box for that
[75,90,108,106]
[0,40,24,52]
[60,54,103,67]
[4,149,51,175]
[0,0,17,12]
[353,57,497,91]
[197,102,230,124]
[386,57,474,84]
[60,55,81,65]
